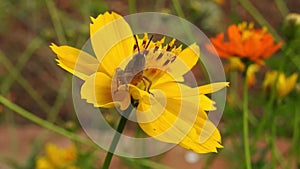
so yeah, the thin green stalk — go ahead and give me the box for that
[292,105,300,159]
[128,0,137,14]
[270,113,277,168]
[0,51,51,112]
[203,154,215,169]
[171,0,196,45]
[45,0,67,44]
[274,0,289,17]
[171,0,185,18]
[124,158,173,169]
[254,69,280,145]
[1,36,43,94]
[33,76,71,147]
[243,71,252,169]
[0,95,95,148]
[269,118,290,169]
[49,76,71,118]
[274,145,290,169]
[102,106,133,169]
[237,0,282,42]
[286,47,300,71]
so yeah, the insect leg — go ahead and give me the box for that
[142,76,153,95]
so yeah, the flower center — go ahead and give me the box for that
[238,22,267,41]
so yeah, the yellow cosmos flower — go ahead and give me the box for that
[36,143,79,169]
[51,11,228,153]
[263,71,298,99]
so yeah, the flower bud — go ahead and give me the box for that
[283,13,300,40]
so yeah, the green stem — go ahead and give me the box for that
[171,0,185,18]
[102,106,133,169]
[0,51,51,112]
[0,95,93,147]
[237,0,282,42]
[270,113,277,168]
[45,0,67,44]
[286,46,300,71]
[128,0,137,14]
[270,107,290,168]
[171,0,196,44]
[124,158,173,169]
[1,36,43,95]
[292,105,300,160]
[274,0,289,17]
[243,70,252,169]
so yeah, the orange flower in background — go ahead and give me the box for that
[210,22,282,65]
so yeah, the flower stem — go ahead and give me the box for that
[171,0,185,18]
[243,71,252,169]
[0,95,92,146]
[292,105,300,159]
[171,0,195,43]
[102,106,133,169]
[128,0,137,14]
[274,0,289,17]
[270,113,277,168]
[45,0,67,44]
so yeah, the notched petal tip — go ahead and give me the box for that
[90,16,95,23]
[49,43,59,53]
[49,43,57,48]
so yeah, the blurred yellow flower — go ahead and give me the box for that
[224,58,245,72]
[51,11,228,153]
[263,71,298,99]
[246,64,260,87]
[35,143,79,169]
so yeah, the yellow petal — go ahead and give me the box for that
[263,70,278,91]
[153,81,229,97]
[277,72,298,98]
[136,95,222,153]
[152,80,222,111]
[36,157,54,169]
[90,12,135,77]
[144,70,178,89]
[246,64,260,87]
[179,116,223,153]
[224,58,245,72]
[145,43,199,81]
[45,143,66,168]
[50,44,99,80]
[286,73,298,91]
[81,72,116,108]
[197,82,230,95]
[137,104,198,144]
[167,43,199,77]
